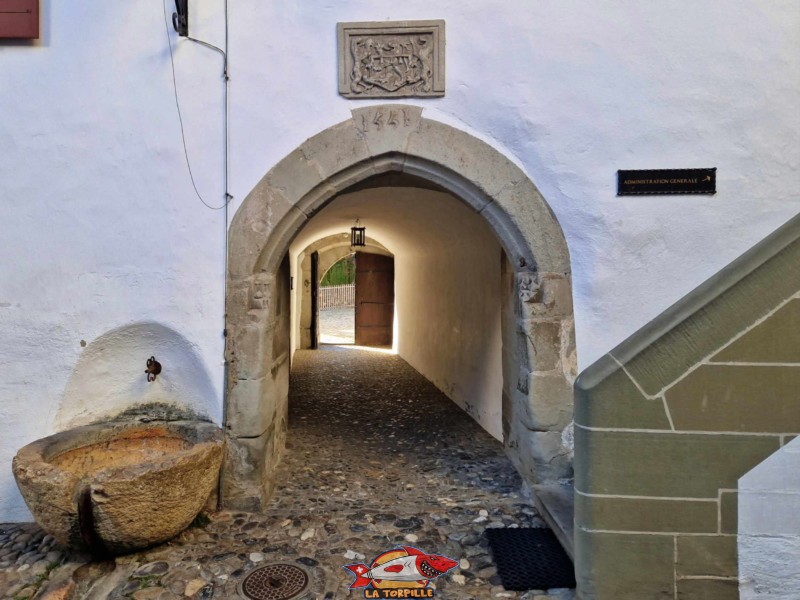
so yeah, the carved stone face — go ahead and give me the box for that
[250,273,270,310]
[518,274,541,304]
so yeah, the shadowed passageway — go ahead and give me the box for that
[274,346,526,511]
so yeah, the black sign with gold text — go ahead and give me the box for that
[617,168,716,195]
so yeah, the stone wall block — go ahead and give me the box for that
[258,432,278,504]
[542,275,574,317]
[576,493,718,533]
[351,105,423,158]
[256,207,311,277]
[720,491,738,534]
[677,579,738,599]
[228,185,297,281]
[712,297,800,363]
[666,364,800,433]
[515,274,573,328]
[225,279,250,378]
[503,430,526,474]
[225,280,253,337]
[521,320,562,372]
[263,148,324,212]
[575,427,779,498]
[494,179,572,274]
[221,430,274,512]
[519,428,572,482]
[226,377,275,439]
[519,371,573,431]
[301,118,372,181]
[481,202,539,272]
[516,366,529,394]
[505,424,533,482]
[677,535,738,578]
[406,117,527,201]
[232,322,270,381]
[270,360,289,422]
[226,279,273,383]
[516,272,542,306]
[575,529,675,599]
[574,359,672,430]
[562,317,578,380]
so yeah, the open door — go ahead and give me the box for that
[310,251,319,349]
[355,252,394,346]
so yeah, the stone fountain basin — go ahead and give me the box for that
[12,420,223,555]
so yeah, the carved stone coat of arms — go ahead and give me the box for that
[338,21,445,99]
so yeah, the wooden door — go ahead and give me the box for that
[355,253,394,346]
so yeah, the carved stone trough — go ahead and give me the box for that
[12,420,223,555]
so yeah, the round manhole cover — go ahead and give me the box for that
[238,563,310,600]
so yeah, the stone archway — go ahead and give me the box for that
[223,104,575,510]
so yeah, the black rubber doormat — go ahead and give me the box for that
[485,528,576,590]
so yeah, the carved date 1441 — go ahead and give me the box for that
[356,108,415,133]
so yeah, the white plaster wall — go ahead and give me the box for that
[739,436,800,599]
[57,322,218,429]
[0,1,228,520]
[395,238,503,441]
[1,0,799,520]
[289,188,504,439]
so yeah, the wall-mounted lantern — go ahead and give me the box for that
[351,220,366,247]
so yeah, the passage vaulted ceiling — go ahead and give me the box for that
[290,186,501,258]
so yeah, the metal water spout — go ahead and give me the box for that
[145,356,162,382]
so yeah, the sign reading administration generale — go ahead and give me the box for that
[617,168,716,195]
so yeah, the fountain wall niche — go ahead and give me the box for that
[12,322,224,555]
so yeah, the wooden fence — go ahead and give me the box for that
[320,284,355,309]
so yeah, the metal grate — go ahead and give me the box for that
[237,563,310,600]
[486,528,576,591]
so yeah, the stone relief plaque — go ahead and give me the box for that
[338,20,445,99]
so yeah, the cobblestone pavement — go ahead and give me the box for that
[0,347,574,600]
[320,307,355,344]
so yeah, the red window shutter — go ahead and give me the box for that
[0,0,39,39]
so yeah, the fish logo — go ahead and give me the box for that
[344,546,459,598]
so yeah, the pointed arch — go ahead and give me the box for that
[223,105,575,510]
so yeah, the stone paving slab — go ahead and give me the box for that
[320,307,355,344]
[0,347,575,599]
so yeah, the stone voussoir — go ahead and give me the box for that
[407,117,528,200]
[300,118,372,182]
[351,104,423,158]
